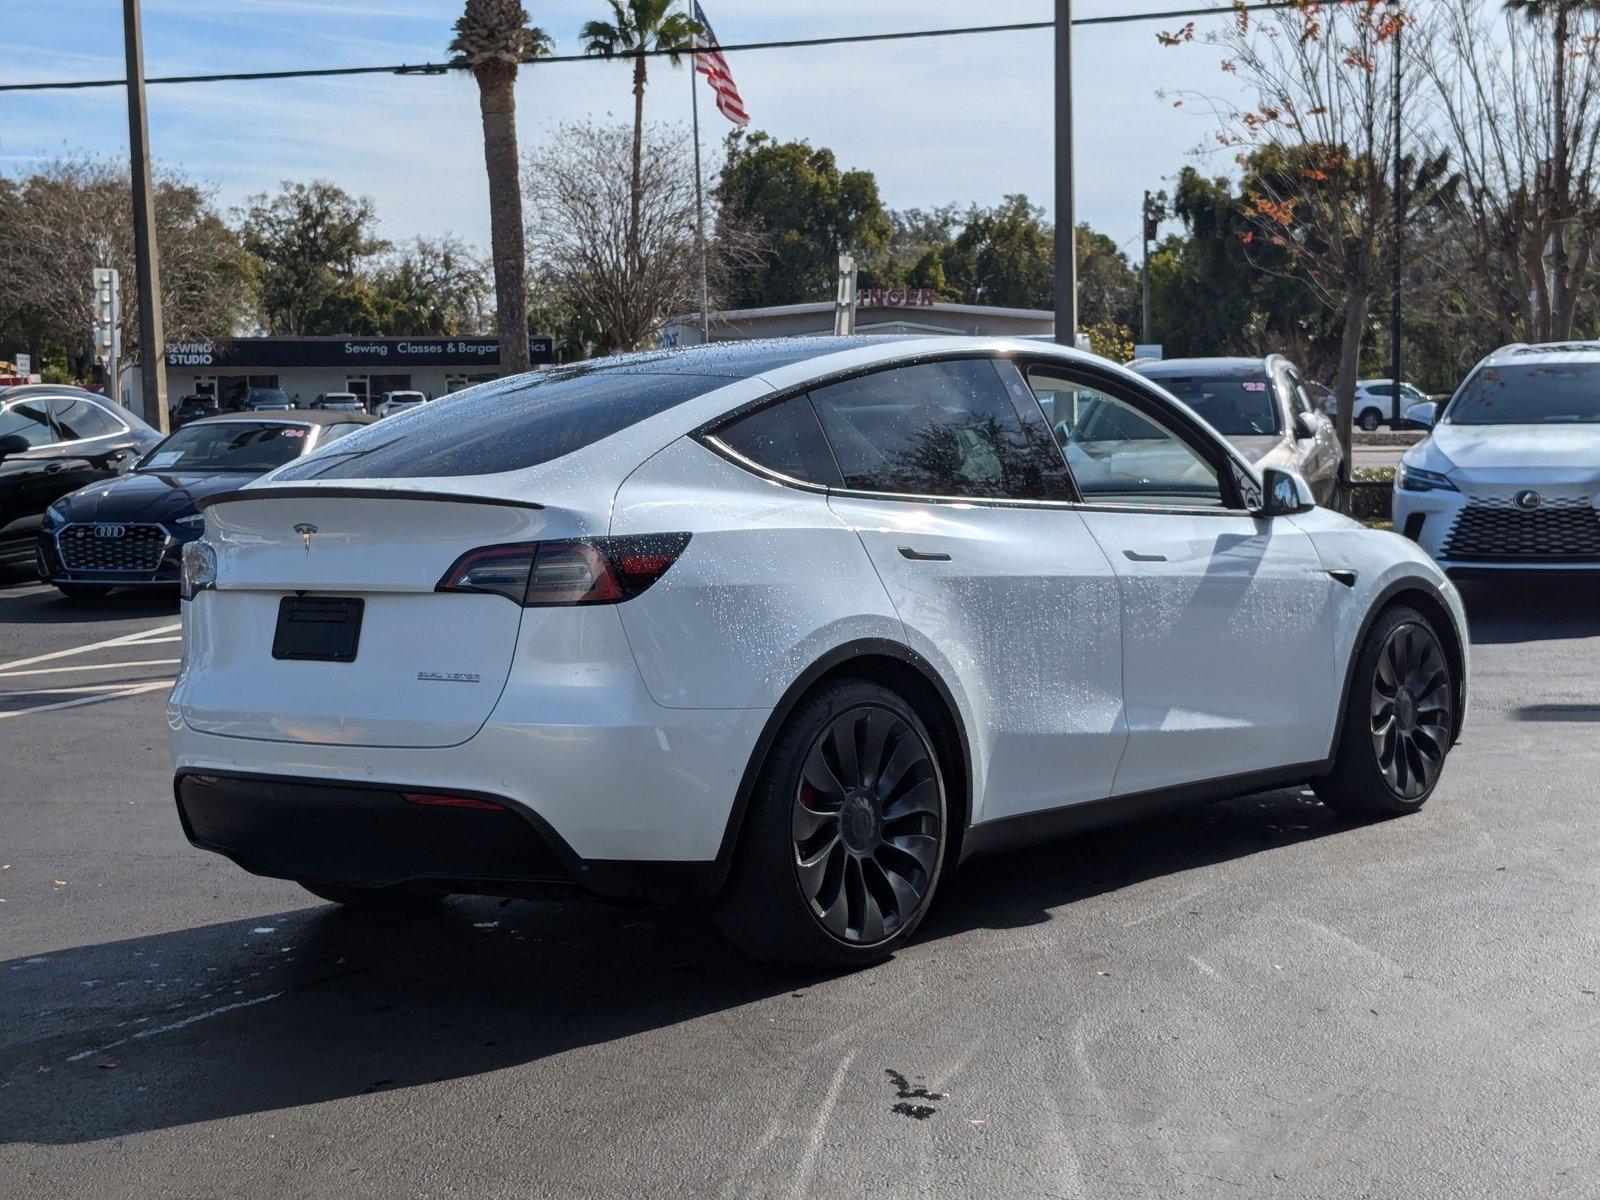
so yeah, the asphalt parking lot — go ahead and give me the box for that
[1,573,1597,1198]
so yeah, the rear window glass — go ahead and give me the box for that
[715,395,843,486]
[1139,371,1281,436]
[807,358,1058,500]
[275,368,727,480]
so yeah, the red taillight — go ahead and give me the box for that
[402,792,507,812]
[436,534,690,606]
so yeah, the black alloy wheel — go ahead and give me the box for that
[1316,604,1455,817]
[792,705,943,945]
[1369,621,1452,799]
[715,678,949,965]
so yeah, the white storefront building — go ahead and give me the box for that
[127,335,554,410]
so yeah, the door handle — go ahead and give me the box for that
[1122,550,1166,562]
[897,546,951,562]
[43,462,65,474]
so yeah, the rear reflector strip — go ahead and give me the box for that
[402,792,508,812]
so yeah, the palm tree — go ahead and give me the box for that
[581,1,703,276]
[1504,0,1600,336]
[450,0,552,376]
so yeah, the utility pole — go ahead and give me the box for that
[1053,0,1077,346]
[123,0,168,433]
[1388,9,1404,428]
[1141,190,1154,345]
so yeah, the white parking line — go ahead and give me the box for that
[0,659,180,679]
[0,682,177,697]
[0,623,182,674]
[0,680,172,721]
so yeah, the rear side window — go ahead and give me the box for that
[714,395,843,486]
[0,400,56,448]
[275,368,726,480]
[807,359,1058,500]
[49,397,127,440]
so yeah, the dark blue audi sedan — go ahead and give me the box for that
[36,409,373,599]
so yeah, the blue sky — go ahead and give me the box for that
[2,1,1252,260]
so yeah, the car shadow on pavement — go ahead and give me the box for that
[1457,575,1600,645]
[0,786,1354,1145]
[0,579,178,625]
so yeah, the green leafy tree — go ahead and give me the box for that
[238,180,389,335]
[715,131,890,306]
[582,1,703,279]
[935,195,1053,309]
[372,236,492,335]
[450,0,551,374]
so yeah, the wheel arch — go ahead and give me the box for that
[1331,579,1468,757]
[712,638,974,882]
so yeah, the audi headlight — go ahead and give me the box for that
[173,512,205,530]
[180,540,217,600]
[43,499,70,528]
[1396,462,1458,493]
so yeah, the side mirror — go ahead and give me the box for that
[1259,466,1316,516]
[1292,412,1316,440]
[1403,401,1437,430]
[0,433,31,460]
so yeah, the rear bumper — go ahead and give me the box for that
[174,770,728,902]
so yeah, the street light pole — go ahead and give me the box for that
[1053,0,1077,346]
[1388,8,1404,428]
[1141,190,1153,345]
[123,0,168,433]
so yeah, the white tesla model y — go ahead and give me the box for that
[170,337,1469,966]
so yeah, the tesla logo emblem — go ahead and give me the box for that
[92,524,126,539]
[293,522,318,552]
[1513,490,1543,511]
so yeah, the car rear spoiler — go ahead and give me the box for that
[195,485,545,512]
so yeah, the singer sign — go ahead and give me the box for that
[856,287,935,308]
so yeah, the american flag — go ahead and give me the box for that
[692,2,749,128]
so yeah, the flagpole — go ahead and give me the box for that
[689,30,711,343]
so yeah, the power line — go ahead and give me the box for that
[0,2,1318,94]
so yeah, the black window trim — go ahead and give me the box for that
[696,348,1264,517]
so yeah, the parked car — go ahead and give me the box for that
[36,409,374,599]
[1131,355,1343,506]
[376,390,428,418]
[1345,379,1433,431]
[310,392,365,412]
[0,386,162,575]
[242,388,294,412]
[1393,341,1600,572]
[170,394,221,428]
[170,337,1467,967]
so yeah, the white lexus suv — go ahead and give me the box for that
[170,337,1468,966]
[1393,342,1600,572]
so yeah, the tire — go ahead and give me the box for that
[1315,605,1455,817]
[715,679,948,967]
[1357,407,1383,432]
[54,583,114,601]
[300,882,444,913]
